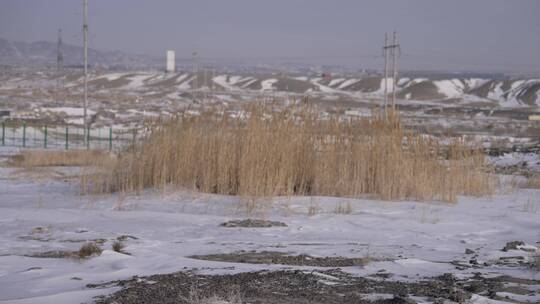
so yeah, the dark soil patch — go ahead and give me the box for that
[397,81,445,101]
[344,77,382,93]
[91,269,540,304]
[189,251,369,267]
[220,219,287,228]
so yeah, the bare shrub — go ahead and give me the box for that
[88,105,495,203]
[112,241,125,253]
[78,242,102,258]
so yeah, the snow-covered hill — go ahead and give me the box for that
[2,70,540,107]
[316,76,540,107]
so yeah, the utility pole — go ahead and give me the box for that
[57,29,63,85]
[211,66,215,103]
[192,51,198,102]
[56,28,64,97]
[391,31,400,110]
[383,31,400,115]
[83,0,88,147]
[383,33,389,115]
[203,67,207,102]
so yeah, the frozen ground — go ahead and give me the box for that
[0,148,539,303]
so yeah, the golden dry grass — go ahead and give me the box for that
[7,149,117,193]
[526,175,540,189]
[85,104,495,203]
[10,149,112,168]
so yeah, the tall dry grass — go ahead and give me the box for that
[86,104,495,203]
[10,150,112,168]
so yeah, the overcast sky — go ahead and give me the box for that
[1,0,539,72]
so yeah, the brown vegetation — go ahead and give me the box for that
[79,242,103,258]
[85,104,495,203]
[112,240,125,253]
[10,149,112,168]
[526,174,540,189]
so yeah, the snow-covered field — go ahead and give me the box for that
[0,148,539,303]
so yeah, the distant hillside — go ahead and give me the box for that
[2,70,538,108]
[0,38,158,69]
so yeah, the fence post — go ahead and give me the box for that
[44,126,48,148]
[1,122,4,146]
[65,126,69,150]
[22,122,26,148]
[132,129,137,147]
[87,125,90,149]
[109,127,113,151]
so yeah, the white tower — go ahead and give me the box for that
[166,50,175,72]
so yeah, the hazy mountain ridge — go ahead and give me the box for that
[0,38,158,69]
[1,37,538,107]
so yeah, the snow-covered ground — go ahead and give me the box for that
[0,150,539,303]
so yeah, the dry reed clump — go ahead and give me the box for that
[88,104,495,203]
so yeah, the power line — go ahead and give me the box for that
[383,33,388,113]
[56,28,63,94]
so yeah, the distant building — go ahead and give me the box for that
[166,50,175,72]
[529,115,540,121]
[0,110,10,118]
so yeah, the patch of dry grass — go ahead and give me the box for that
[112,240,125,253]
[7,149,117,192]
[525,175,540,189]
[85,104,495,203]
[10,149,112,168]
[78,242,103,258]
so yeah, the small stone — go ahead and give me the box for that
[465,248,475,254]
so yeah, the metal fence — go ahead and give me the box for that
[0,122,138,151]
